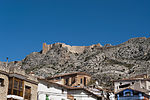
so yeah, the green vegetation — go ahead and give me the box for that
[106,59,134,69]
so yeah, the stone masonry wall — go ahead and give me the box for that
[0,74,8,100]
[42,43,102,54]
[24,81,38,100]
[74,75,91,87]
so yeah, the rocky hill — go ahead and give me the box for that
[2,37,150,88]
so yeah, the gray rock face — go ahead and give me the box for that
[6,37,150,88]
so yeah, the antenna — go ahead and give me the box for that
[6,57,8,67]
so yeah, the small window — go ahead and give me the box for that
[47,84,50,88]
[97,97,102,100]
[24,86,31,99]
[65,78,69,86]
[80,78,82,84]
[125,92,131,96]
[62,89,64,94]
[84,77,86,86]
[0,78,4,86]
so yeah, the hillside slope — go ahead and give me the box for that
[3,37,150,88]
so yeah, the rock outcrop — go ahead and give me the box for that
[4,37,150,88]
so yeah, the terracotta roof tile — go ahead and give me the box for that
[46,72,90,80]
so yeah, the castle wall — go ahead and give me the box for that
[42,43,102,54]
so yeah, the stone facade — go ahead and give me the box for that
[47,72,91,87]
[0,66,38,100]
[0,73,9,100]
[24,81,38,100]
[71,75,91,87]
[42,42,102,54]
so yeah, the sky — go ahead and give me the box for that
[0,0,150,62]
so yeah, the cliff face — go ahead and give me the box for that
[6,37,150,88]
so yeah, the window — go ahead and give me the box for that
[84,77,86,86]
[119,84,130,88]
[0,78,4,86]
[8,78,24,97]
[80,78,82,84]
[65,78,69,86]
[24,86,31,100]
[132,82,134,84]
[62,89,64,94]
[97,97,102,100]
[71,77,75,85]
[125,92,131,96]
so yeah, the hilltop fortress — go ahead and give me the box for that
[42,42,102,54]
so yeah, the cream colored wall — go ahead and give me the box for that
[24,81,38,100]
[0,74,8,100]
[50,75,91,87]
[73,75,91,86]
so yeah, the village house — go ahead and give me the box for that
[38,78,69,100]
[0,65,38,100]
[46,72,91,87]
[114,75,150,100]
[114,74,150,93]
[38,72,105,100]
[115,83,150,100]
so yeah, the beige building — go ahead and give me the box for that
[46,72,91,87]
[0,66,38,100]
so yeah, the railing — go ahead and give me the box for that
[118,96,144,100]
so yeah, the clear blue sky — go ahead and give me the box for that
[0,0,150,62]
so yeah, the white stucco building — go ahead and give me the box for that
[38,78,103,100]
[114,75,150,93]
[38,79,69,100]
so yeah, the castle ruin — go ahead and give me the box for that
[42,42,102,54]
